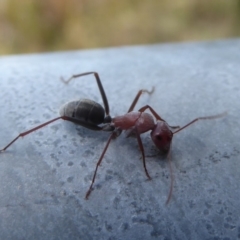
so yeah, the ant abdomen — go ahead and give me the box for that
[59,99,105,125]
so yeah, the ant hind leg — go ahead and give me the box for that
[61,72,110,116]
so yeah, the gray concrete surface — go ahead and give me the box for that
[0,39,239,240]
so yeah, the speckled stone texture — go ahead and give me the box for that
[0,39,239,240]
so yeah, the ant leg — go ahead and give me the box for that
[138,105,166,121]
[0,115,106,152]
[62,116,105,131]
[127,87,155,113]
[0,117,62,152]
[134,128,151,180]
[165,111,225,204]
[138,105,179,128]
[173,111,227,134]
[85,128,122,199]
[165,145,174,205]
[61,72,110,116]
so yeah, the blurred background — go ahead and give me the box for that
[0,0,239,55]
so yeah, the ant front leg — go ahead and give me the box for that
[134,127,151,180]
[61,72,110,116]
[138,105,176,204]
[165,144,174,205]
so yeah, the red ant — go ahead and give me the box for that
[0,72,226,204]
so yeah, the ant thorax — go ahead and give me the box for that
[113,112,155,134]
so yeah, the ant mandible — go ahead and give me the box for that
[0,72,226,204]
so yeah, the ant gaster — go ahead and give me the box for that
[0,72,226,204]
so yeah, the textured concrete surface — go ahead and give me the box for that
[0,39,239,240]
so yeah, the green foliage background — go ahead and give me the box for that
[0,0,240,54]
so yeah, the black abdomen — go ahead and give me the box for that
[59,99,105,125]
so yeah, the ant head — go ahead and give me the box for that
[151,121,173,153]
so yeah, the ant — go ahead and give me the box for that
[0,72,226,204]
